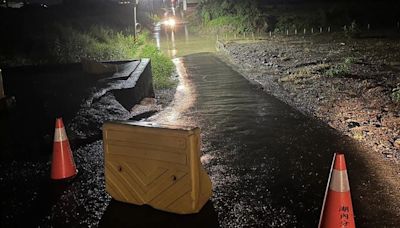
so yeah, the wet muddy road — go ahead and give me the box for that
[1,54,400,227]
[154,53,400,227]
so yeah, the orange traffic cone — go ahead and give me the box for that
[51,118,78,180]
[319,153,355,228]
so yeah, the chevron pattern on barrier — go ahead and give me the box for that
[103,121,212,214]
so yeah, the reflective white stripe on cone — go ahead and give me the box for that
[319,153,355,228]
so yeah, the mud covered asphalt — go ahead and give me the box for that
[1,53,400,227]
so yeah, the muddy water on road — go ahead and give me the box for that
[154,53,400,227]
[154,25,217,58]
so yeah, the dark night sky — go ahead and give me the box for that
[3,0,397,8]
[17,0,400,4]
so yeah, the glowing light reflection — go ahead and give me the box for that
[149,58,195,126]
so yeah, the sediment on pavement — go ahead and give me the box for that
[216,34,400,169]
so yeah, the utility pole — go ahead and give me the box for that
[133,0,138,42]
[0,69,4,99]
[183,0,187,11]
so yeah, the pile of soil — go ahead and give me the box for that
[217,33,400,164]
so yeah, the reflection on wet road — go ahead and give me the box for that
[154,25,216,58]
[154,53,400,227]
[1,31,399,227]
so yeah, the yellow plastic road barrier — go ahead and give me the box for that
[103,121,212,214]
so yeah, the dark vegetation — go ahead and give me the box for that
[0,1,174,88]
[196,0,400,35]
[0,1,131,65]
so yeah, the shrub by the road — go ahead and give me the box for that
[198,0,266,34]
[50,25,145,63]
[324,57,354,77]
[138,44,175,89]
[205,16,249,34]
[392,87,400,103]
[56,27,175,89]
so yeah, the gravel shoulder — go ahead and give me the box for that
[216,33,400,167]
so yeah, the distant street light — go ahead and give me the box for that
[165,18,176,27]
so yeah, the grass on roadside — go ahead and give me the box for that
[324,57,355,77]
[49,26,176,89]
[205,15,250,34]
[138,44,176,89]
[392,87,400,103]
[0,23,176,89]
[50,25,146,63]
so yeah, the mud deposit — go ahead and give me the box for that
[156,54,400,227]
[218,34,400,165]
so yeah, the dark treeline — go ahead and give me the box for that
[197,0,400,34]
[257,0,400,27]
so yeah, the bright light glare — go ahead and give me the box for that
[165,18,176,27]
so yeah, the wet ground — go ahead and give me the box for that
[217,35,400,164]
[153,53,400,227]
[0,61,154,227]
[1,29,400,227]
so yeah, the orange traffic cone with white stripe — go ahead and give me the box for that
[319,153,355,228]
[51,118,78,180]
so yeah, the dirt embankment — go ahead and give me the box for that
[217,33,400,164]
